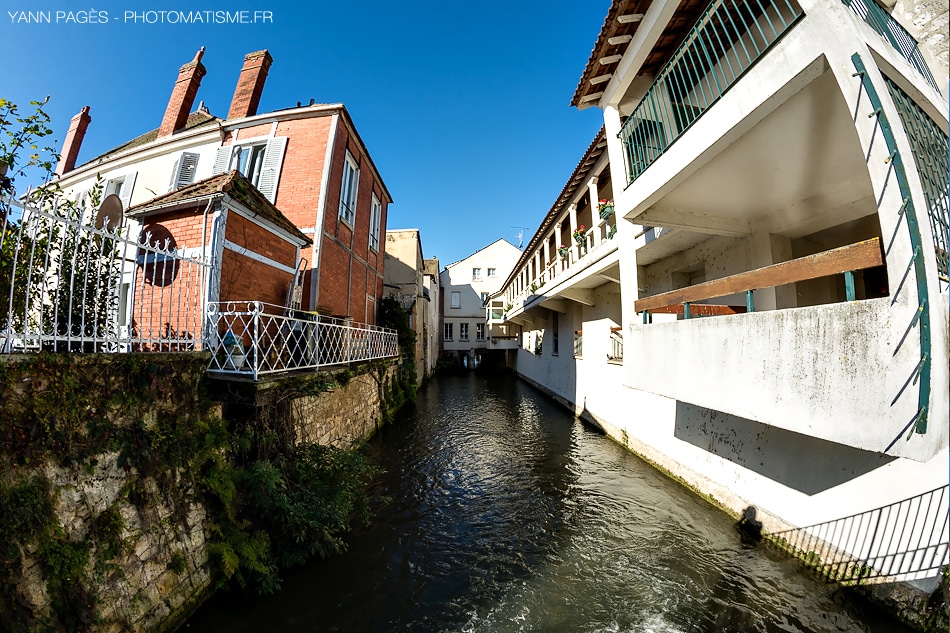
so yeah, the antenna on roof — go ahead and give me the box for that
[511,226,530,250]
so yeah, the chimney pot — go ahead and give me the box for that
[227,50,273,120]
[55,106,92,176]
[158,47,207,138]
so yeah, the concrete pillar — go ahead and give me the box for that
[588,176,603,243]
[749,228,796,310]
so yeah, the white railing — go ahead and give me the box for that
[1,194,210,353]
[207,301,398,380]
[507,221,619,314]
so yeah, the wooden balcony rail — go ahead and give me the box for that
[635,238,884,314]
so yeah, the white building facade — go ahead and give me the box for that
[440,239,522,365]
[493,0,949,612]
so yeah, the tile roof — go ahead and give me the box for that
[77,111,221,167]
[127,170,310,245]
[571,0,706,109]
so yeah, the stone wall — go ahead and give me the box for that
[251,363,399,448]
[0,353,216,633]
[894,0,949,77]
[1,354,400,633]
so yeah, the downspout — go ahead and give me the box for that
[311,112,340,311]
[199,198,214,346]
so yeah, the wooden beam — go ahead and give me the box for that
[590,74,613,85]
[647,304,746,316]
[618,13,644,23]
[608,35,633,45]
[599,55,623,65]
[634,238,884,313]
[580,91,604,103]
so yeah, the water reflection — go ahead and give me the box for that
[185,372,909,632]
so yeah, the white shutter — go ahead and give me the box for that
[176,152,200,188]
[167,158,180,192]
[212,146,231,175]
[256,137,287,203]
[118,172,136,210]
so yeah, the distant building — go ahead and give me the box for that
[439,239,521,366]
[422,257,441,377]
[383,229,438,383]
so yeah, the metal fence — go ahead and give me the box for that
[1,194,210,353]
[842,0,939,92]
[207,301,398,380]
[882,75,950,284]
[620,0,803,185]
[771,486,949,584]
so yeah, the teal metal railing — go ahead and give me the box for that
[841,0,939,92]
[852,53,931,436]
[620,0,803,185]
[882,76,949,282]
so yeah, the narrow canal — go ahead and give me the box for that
[185,372,910,632]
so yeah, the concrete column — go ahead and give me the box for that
[749,227,795,310]
[588,177,603,244]
[542,236,551,276]
[569,204,578,259]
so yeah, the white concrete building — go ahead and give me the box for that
[493,0,949,611]
[440,239,522,366]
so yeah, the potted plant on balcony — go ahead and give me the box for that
[558,244,570,258]
[598,199,615,219]
[573,225,586,244]
[221,330,246,370]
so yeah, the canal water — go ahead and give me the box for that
[185,372,910,632]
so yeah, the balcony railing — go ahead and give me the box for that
[882,76,949,282]
[207,301,398,380]
[842,0,938,91]
[635,238,884,318]
[505,224,619,316]
[620,0,803,185]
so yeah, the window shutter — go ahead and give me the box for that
[167,158,180,192]
[176,152,200,188]
[118,173,136,210]
[256,137,287,203]
[212,146,231,175]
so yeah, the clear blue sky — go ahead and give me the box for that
[4,0,608,268]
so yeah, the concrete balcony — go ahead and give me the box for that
[504,224,620,322]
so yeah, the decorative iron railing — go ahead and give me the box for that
[620,0,803,185]
[841,0,939,92]
[771,486,949,584]
[1,194,210,353]
[882,76,949,283]
[206,301,398,380]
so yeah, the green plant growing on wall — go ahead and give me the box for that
[379,295,417,403]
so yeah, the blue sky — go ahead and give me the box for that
[4,0,608,268]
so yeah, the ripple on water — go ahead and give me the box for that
[184,373,912,633]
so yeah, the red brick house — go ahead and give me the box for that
[53,47,393,326]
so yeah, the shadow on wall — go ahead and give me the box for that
[673,401,896,495]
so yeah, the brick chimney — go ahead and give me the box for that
[158,47,207,138]
[55,106,92,176]
[227,50,272,120]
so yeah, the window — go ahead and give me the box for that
[476,323,485,341]
[102,173,136,210]
[213,137,287,202]
[459,323,469,341]
[487,268,496,277]
[232,144,266,184]
[450,291,461,309]
[480,292,489,306]
[444,323,453,341]
[573,330,583,357]
[169,152,199,191]
[340,151,360,225]
[370,194,382,251]
[552,312,559,355]
[472,267,481,280]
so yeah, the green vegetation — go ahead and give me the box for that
[0,353,389,630]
